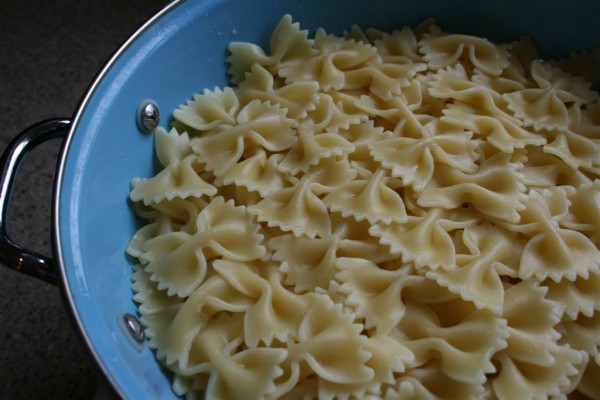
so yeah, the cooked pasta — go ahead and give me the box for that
[128,14,600,399]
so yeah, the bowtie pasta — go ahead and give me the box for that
[128,15,600,400]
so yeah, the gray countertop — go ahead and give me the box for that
[0,1,171,398]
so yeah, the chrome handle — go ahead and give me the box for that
[0,118,70,285]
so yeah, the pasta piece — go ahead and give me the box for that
[218,182,264,207]
[275,296,382,400]
[419,31,511,76]
[279,28,380,89]
[497,281,566,356]
[441,103,547,153]
[503,60,598,132]
[143,272,248,366]
[392,276,509,385]
[370,26,423,63]
[143,197,209,235]
[558,312,600,366]
[568,102,600,139]
[335,258,416,335]
[471,62,529,94]
[248,177,331,238]
[127,214,175,258]
[543,128,600,173]
[278,124,355,175]
[302,155,359,191]
[429,64,515,118]
[554,47,600,88]
[270,234,340,293]
[173,87,239,131]
[142,197,266,297]
[252,155,358,231]
[214,149,288,198]
[369,129,480,192]
[507,36,540,77]
[300,92,370,134]
[362,334,414,384]
[185,313,287,400]
[330,214,396,263]
[491,280,585,399]
[288,334,414,399]
[131,265,185,352]
[561,181,600,243]
[324,168,407,225]
[212,259,313,347]
[342,61,427,100]
[354,94,434,138]
[544,270,600,320]
[492,346,585,400]
[519,146,592,189]
[227,14,316,84]
[270,219,394,298]
[426,224,522,314]
[517,189,600,282]
[154,127,194,167]
[237,64,319,119]
[407,73,447,117]
[286,295,373,386]
[343,24,370,44]
[418,152,527,223]
[369,208,478,270]
[193,100,296,176]
[130,154,217,205]
[385,360,485,400]
[340,120,392,172]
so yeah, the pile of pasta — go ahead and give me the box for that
[127,15,600,399]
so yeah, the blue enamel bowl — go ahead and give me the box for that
[51,0,599,397]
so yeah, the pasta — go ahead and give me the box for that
[128,14,600,399]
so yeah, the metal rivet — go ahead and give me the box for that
[137,100,160,132]
[122,313,145,343]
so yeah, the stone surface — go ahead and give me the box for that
[0,1,170,398]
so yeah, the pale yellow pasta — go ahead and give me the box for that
[516,189,600,282]
[428,64,515,118]
[192,100,296,176]
[491,280,585,399]
[419,28,511,76]
[341,120,393,172]
[503,60,599,132]
[279,27,380,90]
[324,168,408,225]
[213,149,288,198]
[277,124,355,175]
[226,14,317,85]
[441,103,547,152]
[173,87,239,131]
[568,101,600,139]
[369,25,423,63]
[130,153,217,205]
[369,128,481,191]
[237,64,319,119]
[128,14,600,400]
[426,224,522,314]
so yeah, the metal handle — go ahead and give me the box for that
[0,118,70,285]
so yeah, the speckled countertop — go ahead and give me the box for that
[0,1,170,398]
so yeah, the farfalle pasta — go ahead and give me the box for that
[128,14,600,400]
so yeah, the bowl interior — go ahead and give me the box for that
[56,0,600,397]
